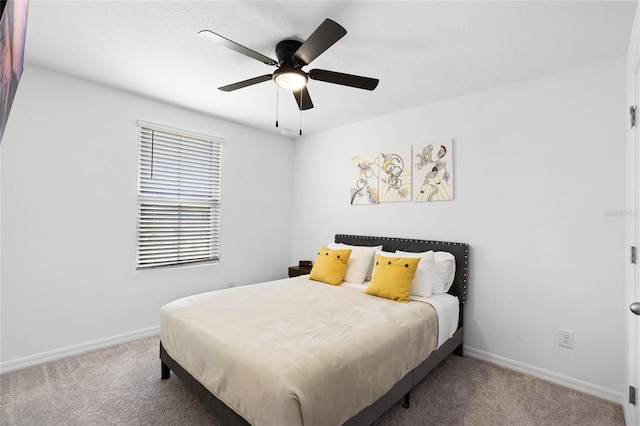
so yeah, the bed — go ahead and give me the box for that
[159,234,469,425]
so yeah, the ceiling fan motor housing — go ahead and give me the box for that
[275,39,303,66]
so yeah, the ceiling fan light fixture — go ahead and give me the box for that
[273,68,308,91]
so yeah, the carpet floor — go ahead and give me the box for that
[0,335,625,425]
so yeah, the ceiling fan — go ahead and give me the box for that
[198,19,379,111]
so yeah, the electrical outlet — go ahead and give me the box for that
[558,329,574,348]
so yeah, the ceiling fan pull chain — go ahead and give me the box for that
[275,87,279,128]
[299,94,303,136]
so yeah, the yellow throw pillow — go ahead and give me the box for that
[365,255,420,302]
[309,246,352,285]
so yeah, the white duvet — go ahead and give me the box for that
[161,276,453,426]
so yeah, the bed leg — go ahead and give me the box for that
[403,392,410,409]
[453,343,463,357]
[161,361,170,380]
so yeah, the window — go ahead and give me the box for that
[136,122,222,269]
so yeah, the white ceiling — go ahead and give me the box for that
[24,0,637,138]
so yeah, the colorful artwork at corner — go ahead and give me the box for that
[0,0,29,143]
[378,147,411,203]
[350,153,379,205]
[413,139,454,202]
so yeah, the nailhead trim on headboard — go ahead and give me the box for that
[334,234,470,304]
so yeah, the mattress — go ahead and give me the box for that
[160,275,457,426]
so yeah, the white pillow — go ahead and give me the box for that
[396,250,456,294]
[434,251,456,292]
[379,250,436,298]
[328,243,382,283]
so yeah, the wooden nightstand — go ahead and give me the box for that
[288,265,312,277]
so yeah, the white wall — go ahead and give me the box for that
[0,66,294,364]
[291,57,627,397]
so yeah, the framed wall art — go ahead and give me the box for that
[378,147,411,203]
[350,152,379,205]
[413,139,454,202]
[351,138,454,205]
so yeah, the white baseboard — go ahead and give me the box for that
[0,325,160,374]
[463,345,627,408]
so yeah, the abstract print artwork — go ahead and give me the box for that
[0,0,29,143]
[413,139,454,202]
[350,153,379,205]
[378,148,411,203]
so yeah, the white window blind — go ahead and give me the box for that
[136,122,222,269]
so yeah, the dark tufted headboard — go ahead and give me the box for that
[334,234,470,305]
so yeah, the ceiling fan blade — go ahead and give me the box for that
[198,30,278,66]
[309,69,379,91]
[218,74,273,92]
[293,87,314,110]
[293,19,347,66]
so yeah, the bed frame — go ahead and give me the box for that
[159,234,470,425]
